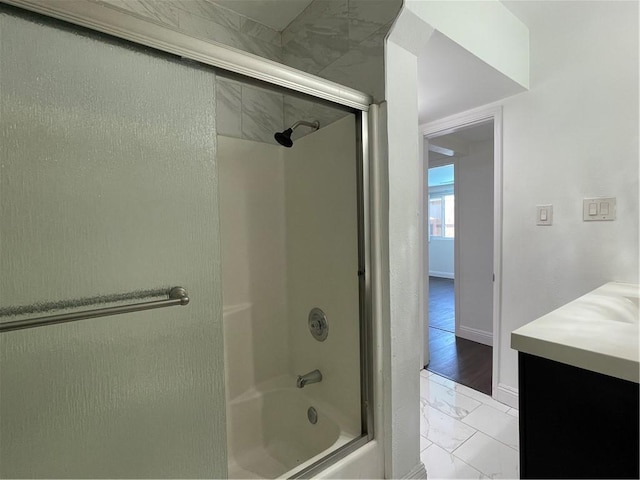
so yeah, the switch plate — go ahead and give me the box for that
[536,205,553,226]
[583,197,616,221]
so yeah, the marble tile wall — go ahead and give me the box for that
[216,74,349,145]
[88,0,395,144]
[92,0,282,61]
[282,0,402,103]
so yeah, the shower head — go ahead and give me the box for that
[274,120,319,148]
[274,128,294,148]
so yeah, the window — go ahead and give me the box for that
[429,192,454,238]
[428,165,454,238]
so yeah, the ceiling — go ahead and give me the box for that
[213,0,313,31]
[428,120,494,160]
[214,0,533,125]
[443,121,494,144]
[417,31,526,125]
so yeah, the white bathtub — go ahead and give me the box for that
[223,304,358,478]
[226,378,357,479]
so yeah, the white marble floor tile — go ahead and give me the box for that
[429,373,511,413]
[453,431,519,479]
[420,376,482,419]
[420,400,477,452]
[421,443,487,480]
[420,434,433,452]
[506,408,519,418]
[461,405,519,450]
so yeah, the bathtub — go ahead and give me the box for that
[226,377,357,478]
[223,304,358,478]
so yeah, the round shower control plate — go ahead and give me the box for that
[308,307,328,341]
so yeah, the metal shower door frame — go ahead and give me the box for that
[0,1,378,477]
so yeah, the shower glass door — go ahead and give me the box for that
[0,9,226,478]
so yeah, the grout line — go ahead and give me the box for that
[450,430,479,455]
[450,431,519,478]
[459,412,520,453]
[424,373,520,454]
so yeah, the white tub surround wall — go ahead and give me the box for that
[218,116,365,478]
[285,114,361,438]
[457,140,494,346]
[384,2,528,476]
[218,136,288,396]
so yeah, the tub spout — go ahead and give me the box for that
[296,369,322,388]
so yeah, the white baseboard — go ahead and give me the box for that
[404,461,427,479]
[428,271,454,279]
[495,383,519,409]
[456,325,493,346]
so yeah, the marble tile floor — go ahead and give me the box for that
[419,369,520,479]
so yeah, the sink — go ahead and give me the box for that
[511,282,639,383]
[626,296,640,309]
[567,293,640,324]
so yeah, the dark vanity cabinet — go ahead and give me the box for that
[518,352,639,479]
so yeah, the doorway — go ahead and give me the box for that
[423,118,497,396]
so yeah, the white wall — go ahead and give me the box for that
[457,140,494,345]
[428,238,454,278]
[383,36,427,479]
[496,1,639,400]
[406,0,529,88]
[285,115,361,436]
[382,1,528,475]
[218,136,288,399]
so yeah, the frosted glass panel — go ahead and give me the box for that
[0,11,226,478]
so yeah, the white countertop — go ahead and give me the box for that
[511,282,639,383]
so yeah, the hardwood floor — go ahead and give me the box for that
[428,277,455,332]
[426,277,493,396]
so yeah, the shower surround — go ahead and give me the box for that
[218,115,361,477]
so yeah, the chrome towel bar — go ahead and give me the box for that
[0,287,190,333]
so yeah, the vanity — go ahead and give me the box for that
[511,282,639,479]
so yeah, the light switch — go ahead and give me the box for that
[537,205,553,226]
[583,197,616,221]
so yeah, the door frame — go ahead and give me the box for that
[419,105,505,401]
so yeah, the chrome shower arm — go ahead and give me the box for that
[291,120,319,131]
